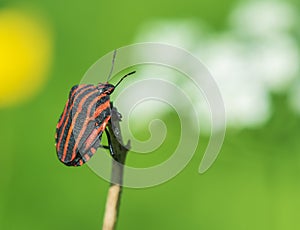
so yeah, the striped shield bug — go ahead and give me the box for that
[55,51,135,166]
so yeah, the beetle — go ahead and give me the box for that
[55,70,136,166]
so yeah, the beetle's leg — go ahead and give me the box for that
[105,128,116,159]
[115,110,122,121]
[99,145,110,149]
[110,102,122,121]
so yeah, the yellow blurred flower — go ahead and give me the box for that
[0,8,52,107]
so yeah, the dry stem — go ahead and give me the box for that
[102,106,129,230]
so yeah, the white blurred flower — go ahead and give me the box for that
[133,0,300,130]
[197,35,272,127]
[135,19,204,51]
[229,0,297,38]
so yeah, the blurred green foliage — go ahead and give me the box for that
[1,0,300,229]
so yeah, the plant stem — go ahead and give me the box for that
[102,106,129,230]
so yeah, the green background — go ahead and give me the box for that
[1,0,300,229]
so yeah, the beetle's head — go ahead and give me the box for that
[99,71,136,95]
[98,83,115,95]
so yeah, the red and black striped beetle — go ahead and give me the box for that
[55,71,136,166]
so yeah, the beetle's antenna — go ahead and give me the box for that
[114,71,136,88]
[107,49,117,82]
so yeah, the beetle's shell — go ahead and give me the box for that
[55,84,113,166]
